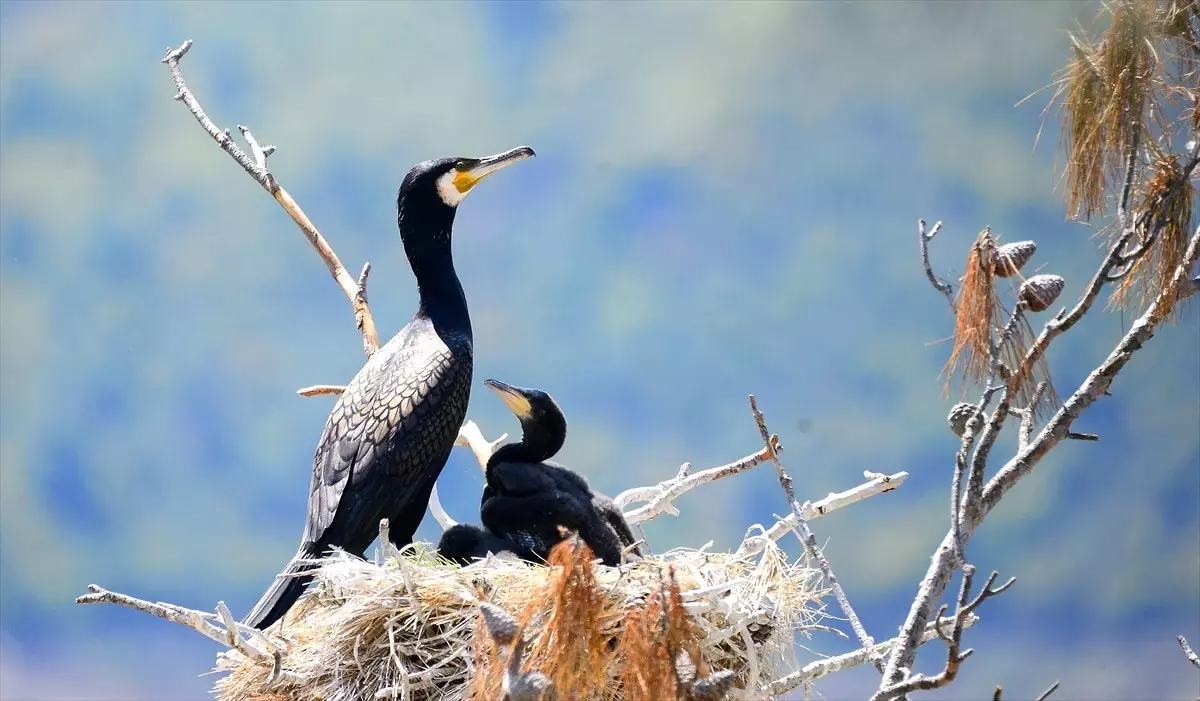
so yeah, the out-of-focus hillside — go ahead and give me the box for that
[1,1,1197,699]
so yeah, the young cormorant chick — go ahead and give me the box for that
[243,146,535,630]
[476,378,641,567]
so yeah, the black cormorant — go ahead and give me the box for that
[456,378,641,567]
[243,146,535,630]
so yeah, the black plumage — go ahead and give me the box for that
[437,379,641,567]
[243,147,535,630]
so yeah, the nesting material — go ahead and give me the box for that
[212,537,824,701]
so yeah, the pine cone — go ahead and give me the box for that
[948,402,976,437]
[1020,274,1065,312]
[991,240,1037,277]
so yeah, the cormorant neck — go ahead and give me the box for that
[490,412,566,466]
[399,203,471,334]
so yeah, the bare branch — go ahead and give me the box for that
[296,384,347,397]
[1035,680,1061,701]
[749,394,881,672]
[1179,634,1200,670]
[872,567,1014,700]
[161,40,379,356]
[736,471,908,557]
[454,420,508,472]
[75,584,303,683]
[879,225,1200,692]
[919,219,955,309]
[618,443,776,523]
[428,485,458,531]
[762,614,979,697]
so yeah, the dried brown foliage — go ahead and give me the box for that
[1110,151,1196,321]
[521,536,613,699]
[943,229,999,397]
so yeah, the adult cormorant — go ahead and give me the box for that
[243,146,535,630]
[458,378,640,567]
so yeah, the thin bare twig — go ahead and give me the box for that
[75,585,304,684]
[1035,680,1062,701]
[748,394,881,672]
[919,219,955,309]
[1179,634,1200,669]
[161,40,379,356]
[736,470,909,557]
[762,614,979,697]
[617,443,776,523]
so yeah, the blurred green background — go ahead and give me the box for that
[1,1,1197,699]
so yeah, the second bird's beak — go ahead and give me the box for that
[483,378,534,419]
[453,146,536,194]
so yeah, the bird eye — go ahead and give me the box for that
[454,160,469,172]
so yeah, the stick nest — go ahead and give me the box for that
[212,538,824,701]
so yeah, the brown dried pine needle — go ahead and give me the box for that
[1110,151,1196,321]
[943,229,999,397]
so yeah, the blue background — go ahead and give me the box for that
[1,1,1197,699]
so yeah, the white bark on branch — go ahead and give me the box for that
[161,40,380,357]
[878,223,1200,692]
[763,614,979,697]
[616,441,777,523]
[736,470,908,557]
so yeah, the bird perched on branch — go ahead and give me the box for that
[437,379,642,567]
[243,147,536,630]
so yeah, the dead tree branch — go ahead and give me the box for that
[762,613,979,697]
[1179,634,1200,670]
[162,40,379,358]
[878,205,1200,694]
[749,394,881,672]
[616,443,776,523]
[919,219,955,309]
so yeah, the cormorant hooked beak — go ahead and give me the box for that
[483,378,534,420]
[451,146,536,194]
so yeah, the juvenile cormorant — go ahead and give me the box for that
[474,379,641,567]
[243,146,535,630]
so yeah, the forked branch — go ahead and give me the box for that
[162,40,379,357]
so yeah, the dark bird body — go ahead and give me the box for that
[437,380,641,567]
[243,147,535,630]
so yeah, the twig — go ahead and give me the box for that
[878,225,1200,692]
[618,443,777,523]
[748,394,881,672]
[871,567,1014,700]
[454,420,508,472]
[1035,680,1062,701]
[762,614,979,697]
[919,219,955,309]
[161,40,379,356]
[736,471,909,557]
[428,485,458,531]
[296,384,347,397]
[1179,634,1200,669]
[75,585,304,683]
[993,685,1003,701]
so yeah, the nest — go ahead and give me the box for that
[213,537,825,701]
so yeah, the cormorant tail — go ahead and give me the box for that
[242,545,322,631]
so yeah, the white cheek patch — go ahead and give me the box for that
[436,171,467,207]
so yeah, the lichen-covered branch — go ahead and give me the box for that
[616,443,776,523]
[162,40,379,357]
[1178,634,1200,670]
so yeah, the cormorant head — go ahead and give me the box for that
[483,378,567,460]
[399,146,536,212]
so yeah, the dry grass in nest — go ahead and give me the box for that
[212,537,824,701]
[1110,150,1196,322]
